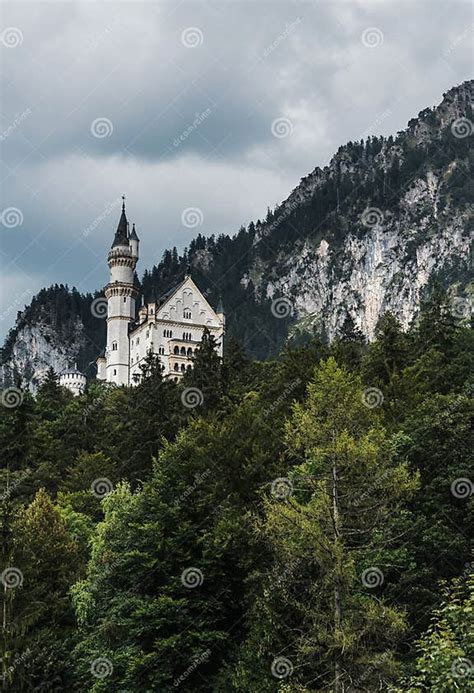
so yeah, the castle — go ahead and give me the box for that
[91,198,224,387]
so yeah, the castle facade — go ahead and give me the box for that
[96,199,224,386]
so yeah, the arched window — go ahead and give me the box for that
[180,346,186,355]
[187,347,193,357]
[174,346,179,355]
[186,364,192,371]
[184,309,191,319]
[174,363,179,371]
[112,341,117,351]
[158,346,164,355]
[181,364,186,372]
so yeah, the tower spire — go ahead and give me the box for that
[111,195,129,247]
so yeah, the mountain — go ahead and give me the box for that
[1,80,473,390]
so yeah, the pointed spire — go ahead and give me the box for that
[130,223,139,241]
[111,195,129,247]
[217,295,225,314]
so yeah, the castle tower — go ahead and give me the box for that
[104,197,139,385]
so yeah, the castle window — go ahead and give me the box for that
[159,346,164,355]
[174,346,179,355]
[113,369,117,375]
[181,364,186,372]
[131,340,134,347]
[112,341,117,351]
[180,346,186,355]
[187,347,193,357]
[123,297,127,303]
[174,363,179,371]
[136,337,140,345]
[186,364,192,371]
[184,310,191,319]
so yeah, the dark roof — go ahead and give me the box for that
[129,223,139,241]
[111,199,129,248]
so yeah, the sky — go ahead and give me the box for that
[0,0,472,340]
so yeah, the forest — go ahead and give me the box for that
[0,291,472,691]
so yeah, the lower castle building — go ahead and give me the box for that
[95,198,224,386]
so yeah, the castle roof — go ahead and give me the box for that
[129,223,139,241]
[111,197,129,248]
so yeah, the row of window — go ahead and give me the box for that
[173,346,196,356]
[174,363,192,372]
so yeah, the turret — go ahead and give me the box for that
[104,196,139,386]
[129,223,140,259]
[216,296,225,327]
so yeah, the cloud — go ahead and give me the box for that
[1,0,472,340]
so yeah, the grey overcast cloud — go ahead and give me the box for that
[1,0,472,340]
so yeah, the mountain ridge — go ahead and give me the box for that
[2,80,473,390]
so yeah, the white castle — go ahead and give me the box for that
[93,198,224,387]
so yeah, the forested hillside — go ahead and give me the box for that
[1,293,472,691]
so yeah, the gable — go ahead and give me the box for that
[155,277,220,326]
